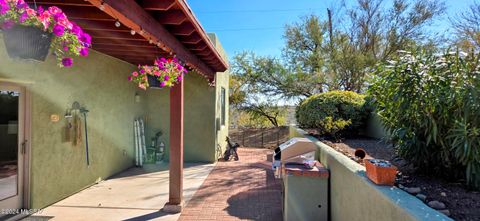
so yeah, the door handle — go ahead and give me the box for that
[21,140,28,155]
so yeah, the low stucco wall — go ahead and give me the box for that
[289,126,452,221]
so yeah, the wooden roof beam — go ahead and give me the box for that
[187,42,208,51]
[88,30,147,41]
[156,10,187,25]
[168,23,196,36]
[138,0,176,11]
[86,0,215,76]
[26,0,93,7]
[73,20,130,32]
[61,6,114,21]
[178,33,202,44]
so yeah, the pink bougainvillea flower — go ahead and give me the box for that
[48,6,62,15]
[15,2,26,9]
[177,75,183,82]
[37,5,44,14]
[70,22,82,36]
[19,11,28,23]
[61,58,73,67]
[57,17,73,30]
[52,24,65,37]
[164,75,170,81]
[132,71,139,77]
[79,33,91,45]
[0,1,10,15]
[153,71,161,77]
[139,69,145,74]
[38,11,51,30]
[159,81,166,87]
[1,20,15,29]
[127,76,132,81]
[25,8,35,16]
[79,47,89,57]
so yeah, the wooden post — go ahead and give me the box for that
[164,79,184,213]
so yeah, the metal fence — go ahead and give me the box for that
[229,126,290,149]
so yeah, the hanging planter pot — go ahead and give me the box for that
[2,25,53,61]
[147,75,162,88]
[128,57,187,90]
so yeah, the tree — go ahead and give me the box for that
[282,0,445,92]
[230,0,446,126]
[451,1,480,50]
[229,60,288,128]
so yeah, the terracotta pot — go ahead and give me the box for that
[364,159,397,186]
[2,25,52,61]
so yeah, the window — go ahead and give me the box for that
[221,87,226,126]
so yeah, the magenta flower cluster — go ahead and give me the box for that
[0,0,91,67]
[128,57,188,90]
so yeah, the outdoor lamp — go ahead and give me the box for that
[159,142,165,153]
[134,92,141,103]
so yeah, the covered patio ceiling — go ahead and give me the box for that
[27,0,228,80]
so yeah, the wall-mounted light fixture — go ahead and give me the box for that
[134,92,141,103]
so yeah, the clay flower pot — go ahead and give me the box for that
[364,159,397,186]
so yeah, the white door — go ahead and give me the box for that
[0,83,26,212]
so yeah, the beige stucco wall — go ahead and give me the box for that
[289,126,452,221]
[0,33,145,209]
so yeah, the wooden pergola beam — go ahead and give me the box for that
[73,19,130,32]
[61,6,114,21]
[178,33,202,44]
[88,30,148,41]
[176,0,228,71]
[168,23,196,36]
[26,0,92,7]
[138,0,176,11]
[86,0,215,76]
[156,10,188,25]
[92,39,156,48]
[188,43,208,51]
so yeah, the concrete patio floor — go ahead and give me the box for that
[24,163,215,221]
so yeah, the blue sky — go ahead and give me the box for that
[188,0,476,59]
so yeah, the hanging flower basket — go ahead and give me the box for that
[128,57,188,90]
[0,0,91,67]
[3,25,52,61]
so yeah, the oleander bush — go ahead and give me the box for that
[369,50,480,189]
[296,90,370,138]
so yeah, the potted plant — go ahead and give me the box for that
[364,159,398,186]
[0,0,90,66]
[128,57,187,89]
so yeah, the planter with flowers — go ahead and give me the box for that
[0,0,90,67]
[129,57,188,89]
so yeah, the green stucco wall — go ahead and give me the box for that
[0,31,228,209]
[208,33,229,159]
[156,33,230,163]
[289,126,452,221]
[0,33,145,209]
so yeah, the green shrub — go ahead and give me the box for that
[296,91,369,138]
[369,50,480,189]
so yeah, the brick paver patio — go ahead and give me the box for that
[178,148,283,221]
